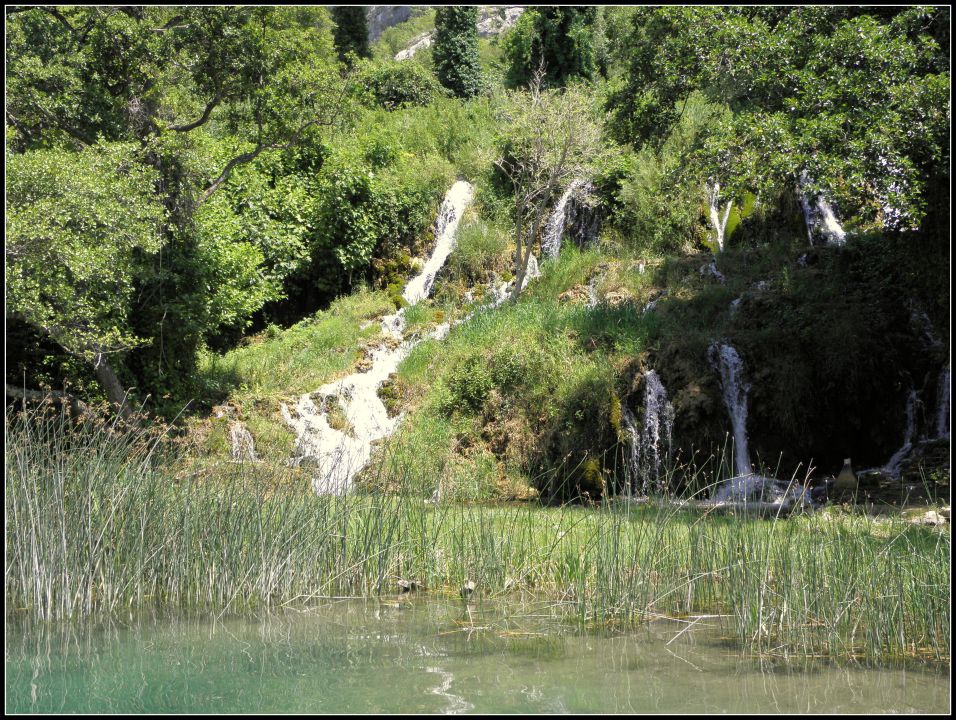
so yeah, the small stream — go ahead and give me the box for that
[6,600,948,714]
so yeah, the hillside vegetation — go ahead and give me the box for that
[5,6,950,660]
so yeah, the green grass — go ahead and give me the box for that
[6,406,950,664]
[378,245,660,500]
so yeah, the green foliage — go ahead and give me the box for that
[450,217,510,284]
[605,7,950,234]
[279,139,452,302]
[359,61,445,110]
[615,92,730,254]
[503,7,598,88]
[6,143,165,360]
[501,10,539,89]
[331,6,371,63]
[432,6,482,98]
[6,6,349,407]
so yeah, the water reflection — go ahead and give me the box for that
[6,599,949,714]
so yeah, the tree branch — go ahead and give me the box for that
[6,383,92,419]
[167,92,222,132]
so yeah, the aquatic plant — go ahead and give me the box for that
[6,404,949,664]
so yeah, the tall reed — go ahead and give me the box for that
[5,405,949,663]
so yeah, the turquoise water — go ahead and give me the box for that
[6,599,950,714]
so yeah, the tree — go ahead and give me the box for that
[331,6,371,64]
[606,6,949,239]
[503,7,598,88]
[495,69,602,302]
[6,7,353,411]
[432,6,481,98]
[6,143,165,415]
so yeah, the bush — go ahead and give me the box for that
[360,61,446,110]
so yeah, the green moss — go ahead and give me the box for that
[609,392,623,439]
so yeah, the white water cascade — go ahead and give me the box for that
[707,181,734,251]
[622,370,675,494]
[282,181,474,494]
[542,180,583,259]
[402,182,474,304]
[936,366,950,440]
[798,171,846,247]
[488,253,540,308]
[708,342,753,477]
[883,389,919,480]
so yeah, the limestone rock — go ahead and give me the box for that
[228,421,258,462]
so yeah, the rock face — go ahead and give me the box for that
[366,6,413,42]
[476,6,524,37]
[394,32,432,61]
[228,421,258,463]
[564,183,603,250]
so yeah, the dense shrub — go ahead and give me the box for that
[360,61,445,110]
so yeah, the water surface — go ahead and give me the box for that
[6,599,949,714]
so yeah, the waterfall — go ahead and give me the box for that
[936,366,950,439]
[708,342,752,477]
[620,407,641,495]
[542,180,583,259]
[282,181,474,494]
[621,371,674,495]
[798,171,846,247]
[711,474,814,509]
[403,181,474,304]
[707,181,734,251]
[487,253,541,308]
[883,389,919,480]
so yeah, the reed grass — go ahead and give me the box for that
[5,404,949,664]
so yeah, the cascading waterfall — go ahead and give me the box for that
[282,181,474,494]
[621,370,675,494]
[936,366,950,439]
[883,389,919,480]
[488,253,540,308]
[798,171,846,247]
[542,180,583,259]
[706,181,734,251]
[403,182,474,304]
[708,342,753,477]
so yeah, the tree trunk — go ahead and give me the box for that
[92,353,133,418]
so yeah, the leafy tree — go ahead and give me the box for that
[6,143,165,414]
[605,6,950,240]
[331,6,371,64]
[360,60,446,110]
[432,7,481,98]
[503,6,598,88]
[6,6,351,411]
[495,71,602,301]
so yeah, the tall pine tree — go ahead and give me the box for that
[332,6,371,63]
[432,6,482,98]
